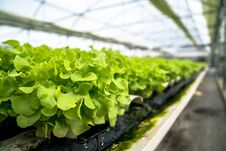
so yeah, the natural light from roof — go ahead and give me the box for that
[0,0,210,56]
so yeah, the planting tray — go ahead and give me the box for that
[0,69,203,151]
[36,71,201,151]
[145,71,200,109]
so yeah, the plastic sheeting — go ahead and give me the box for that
[0,0,210,55]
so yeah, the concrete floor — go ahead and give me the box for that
[156,70,226,151]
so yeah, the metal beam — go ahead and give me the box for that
[46,0,145,22]
[0,11,149,50]
[199,0,219,7]
[151,43,211,50]
[149,0,197,46]
[185,0,203,48]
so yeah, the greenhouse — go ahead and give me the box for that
[0,0,225,151]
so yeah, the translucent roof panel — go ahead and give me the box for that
[0,0,210,53]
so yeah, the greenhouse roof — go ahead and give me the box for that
[202,0,221,41]
[0,0,217,54]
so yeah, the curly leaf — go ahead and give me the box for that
[11,95,37,116]
[71,71,97,82]
[84,96,95,109]
[57,92,80,111]
[14,55,30,71]
[17,111,41,128]
[53,120,69,138]
[37,85,56,109]
[3,40,20,48]
[66,119,90,136]
[41,106,58,117]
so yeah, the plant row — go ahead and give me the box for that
[0,40,205,139]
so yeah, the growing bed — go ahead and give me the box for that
[0,68,207,151]
[110,67,207,151]
[0,40,206,151]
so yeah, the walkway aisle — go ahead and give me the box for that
[156,70,226,151]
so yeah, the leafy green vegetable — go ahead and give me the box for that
[0,40,205,138]
[53,119,69,138]
[11,95,38,116]
[103,50,204,98]
[17,111,41,128]
[37,85,57,109]
[56,92,79,110]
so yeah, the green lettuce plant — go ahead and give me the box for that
[0,40,129,138]
[0,40,205,138]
